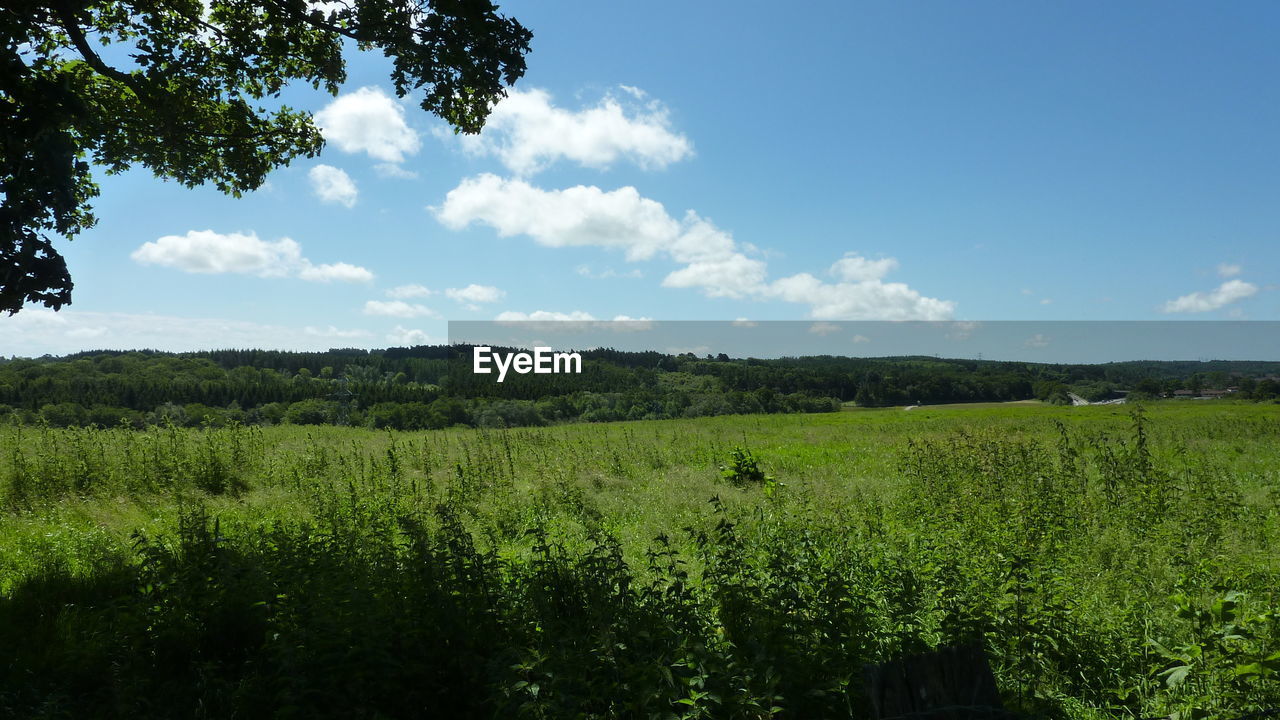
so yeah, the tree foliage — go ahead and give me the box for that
[1,0,532,313]
[2,348,1274,431]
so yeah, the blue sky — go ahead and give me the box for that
[4,1,1279,357]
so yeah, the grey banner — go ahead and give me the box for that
[449,321,1280,364]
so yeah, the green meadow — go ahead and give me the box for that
[2,402,1278,718]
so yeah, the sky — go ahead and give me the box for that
[4,1,1279,358]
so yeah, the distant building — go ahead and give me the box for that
[1169,388,1234,399]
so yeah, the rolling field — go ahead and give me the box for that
[2,402,1278,718]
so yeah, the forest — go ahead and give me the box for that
[1,346,1277,430]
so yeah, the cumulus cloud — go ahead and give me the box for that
[308,164,358,207]
[435,175,952,319]
[363,300,436,318]
[766,253,955,320]
[830,255,899,283]
[131,230,372,283]
[445,284,505,306]
[386,284,434,299]
[314,87,421,164]
[435,175,682,260]
[446,87,693,175]
[1162,279,1258,313]
[132,230,300,277]
[298,262,374,283]
[433,174,765,297]
[1217,263,1242,278]
[808,322,841,336]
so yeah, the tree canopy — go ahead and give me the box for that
[1,0,532,314]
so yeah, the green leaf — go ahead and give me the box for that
[1233,663,1262,677]
[1159,664,1192,688]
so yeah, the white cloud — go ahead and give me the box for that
[314,87,421,164]
[66,326,108,339]
[132,230,372,283]
[308,164,358,207]
[445,284,505,305]
[609,316,655,331]
[1040,298,1053,305]
[1161,279,1258,313]
[762,262,957,317]
[851,334,871,344]
[488,312,653,334]
[374,163,419,179]
[435,175,680,260]
[3,307,68,330]
[808,321,841,336]
[732,318,758,328]
[132,230,301,277]
[495,310,596,322]
[1217,263,1242,278]
[304,325,373,339]
[830,255,899,283]
[0,310,380,356]
[298,262,374,283]
[387,326,433,345]
[447,87,693,175]
[363,300,437,318]
[387,284,434,299]
[662,249,769,299]
[435,175,951,319]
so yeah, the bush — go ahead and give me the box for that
[284,399,336,425]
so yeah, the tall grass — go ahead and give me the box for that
[1,403,1277,718]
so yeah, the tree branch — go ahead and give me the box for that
[263,0,364,42]
[52,0,151,99]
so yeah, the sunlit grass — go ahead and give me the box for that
[1,401,1278,717]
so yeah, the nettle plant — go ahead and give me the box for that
[1149,589,1280,716]
[719,447,780,496]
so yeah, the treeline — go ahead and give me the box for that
[0,347,1277,430]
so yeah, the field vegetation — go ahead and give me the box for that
[1,402,1278,718]
[4,349,1279,432]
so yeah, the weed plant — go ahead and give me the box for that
[0,403,1277,718]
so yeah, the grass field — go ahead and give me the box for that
[2,402,1278,718]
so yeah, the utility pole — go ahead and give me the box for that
[331,376,357,426]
